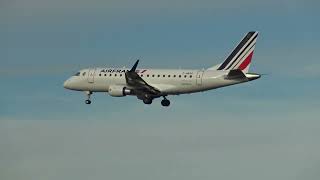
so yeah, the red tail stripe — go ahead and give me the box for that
[239,51,254,70]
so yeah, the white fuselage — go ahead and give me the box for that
[64,68,249,96]
[63,31,261,106]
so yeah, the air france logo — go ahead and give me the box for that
[100,69,147,73]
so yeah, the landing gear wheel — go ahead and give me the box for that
[161,99,170,107]
[143,98,153,105]
[84,91,92,104]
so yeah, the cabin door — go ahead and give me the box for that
[196,70,204,86]
[87,69,95,83]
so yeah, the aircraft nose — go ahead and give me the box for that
[63,79,71,89]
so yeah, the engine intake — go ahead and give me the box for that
[108,85,132,97]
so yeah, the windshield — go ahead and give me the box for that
[74,72,81,76]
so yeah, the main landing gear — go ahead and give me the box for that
[143,98,153,105]
[142,94,153,105]
[161,96,170,107]
[142,96,170,107]
[85,91,92,104]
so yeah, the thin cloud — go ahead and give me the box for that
[2,0,317,21]
[300,63,320,77]
[1,118,320,180]
[0,65,79,76]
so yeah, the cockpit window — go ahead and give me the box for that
[74,72,81,76]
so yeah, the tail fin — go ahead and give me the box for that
[212,31,258,73]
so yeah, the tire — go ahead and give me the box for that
[161,99,170,107]
[85,100,92,104]
[143,99,152,104]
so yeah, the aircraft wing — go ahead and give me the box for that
[125,60,161,96]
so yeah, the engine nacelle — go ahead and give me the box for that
[108,85,132,97]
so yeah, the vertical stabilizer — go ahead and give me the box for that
[212,31,258,73]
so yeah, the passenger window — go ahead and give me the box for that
[115,74,117,77]
[120,74,122,77]
[99,74,101,76]
[168,75,171,77]
[173,75,176,78]
[163,75,165,77]
[147,75,149,77]
[184,75,187,78]
[179,75,181,78]
[158,75,160,77]
[109,74,112,76]
[190,75,192,78]
[152,75,155,77]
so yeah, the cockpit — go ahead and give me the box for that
[74,71,87,77]
[74,72,81,76]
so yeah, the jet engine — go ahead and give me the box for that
[108,85,132,97]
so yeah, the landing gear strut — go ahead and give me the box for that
[161,97,170,107]
[85,91,92,104]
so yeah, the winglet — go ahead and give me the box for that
[129,59,139,72]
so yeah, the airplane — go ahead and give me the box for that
[64,31,261,107]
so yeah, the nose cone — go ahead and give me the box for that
[63,79,71,89]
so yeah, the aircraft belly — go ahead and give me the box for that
[202,77,245,91]
[148,78,198,95]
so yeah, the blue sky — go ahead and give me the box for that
[1,0,320,180]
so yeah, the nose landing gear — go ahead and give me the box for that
[85,91,92,105]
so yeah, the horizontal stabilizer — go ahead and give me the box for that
[245,73,261,81]
[225,69,247,80]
